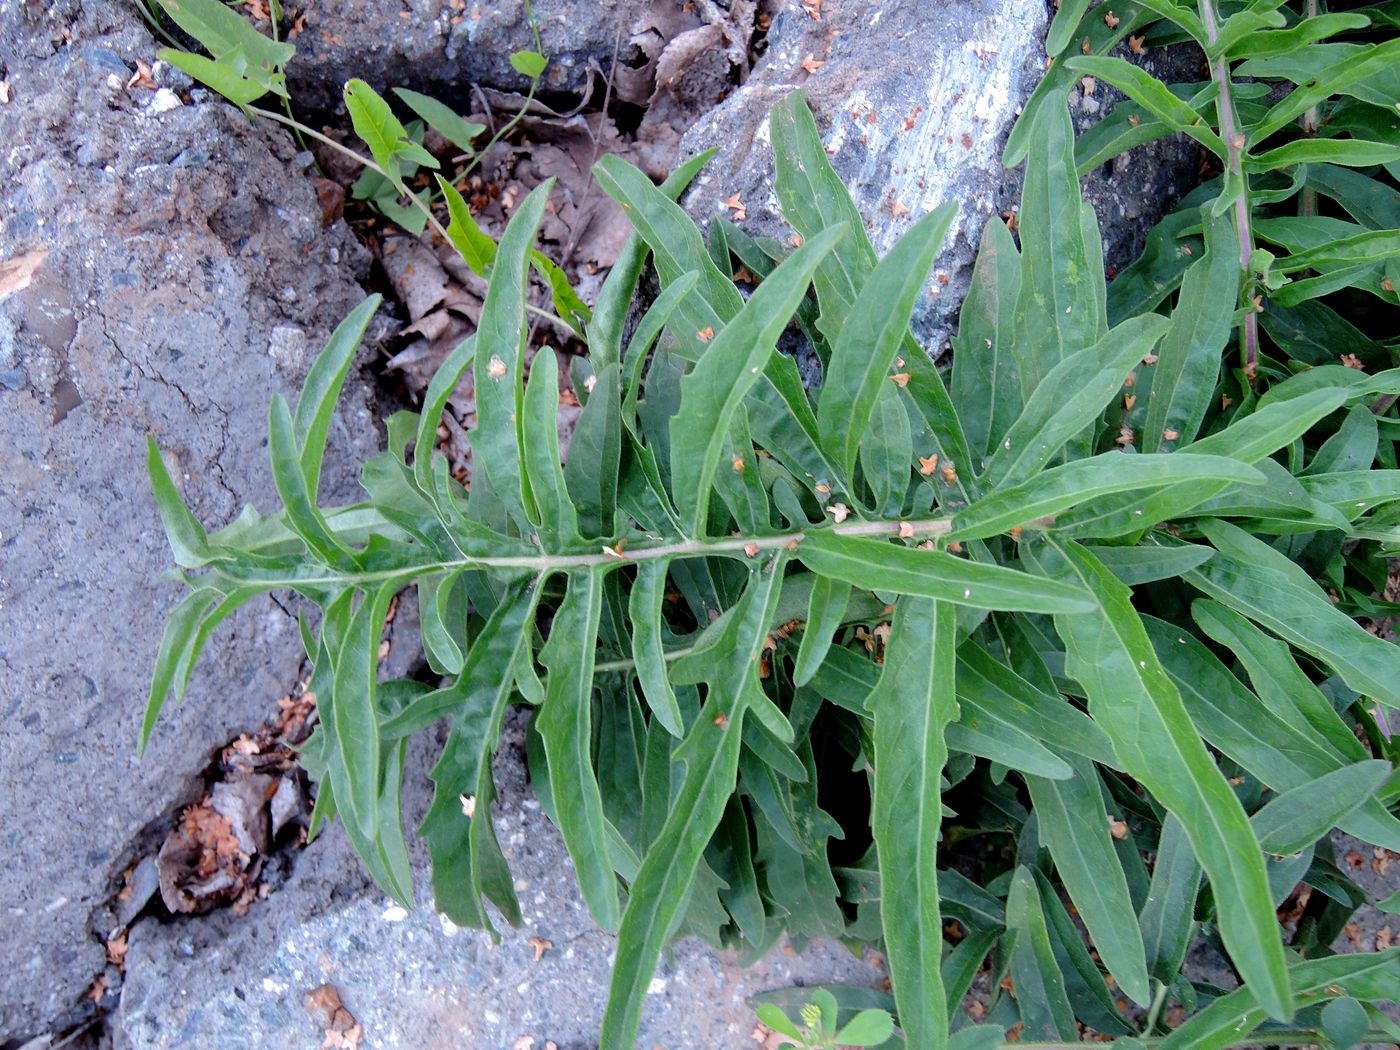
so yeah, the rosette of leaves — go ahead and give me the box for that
[146,89,1400,1049]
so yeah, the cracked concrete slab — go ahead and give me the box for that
[0,2,379,1040]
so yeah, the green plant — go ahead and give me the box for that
[142,0,589,335]
[144,11,1400,1050]
[755,988,895,1048]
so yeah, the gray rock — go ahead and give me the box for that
[0,2,378,1040]
[680,0,1048,349]
[115,715,886,1050]
[283,0,632,115]
[679,0,1202,351]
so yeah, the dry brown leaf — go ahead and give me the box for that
[527,936,553,962]
[654,23,726,98]
[305,984,362,1050]
[723,192,747,221]
[0,248,48,301]
[126,59,156,90]
[106,932,129,967]
[800,54,825,74]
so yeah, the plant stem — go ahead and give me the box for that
[136,0,184,48]
[211,515,957,590]
[251,103,577,336]
[456,0,545,182]
[251,104,388,177]
[1140,979,1170,1036]
[1198,0,1260,382]
[278,95,313,156]
[595,645,697,675]
[457,75,540,185]
[1299,0,1321,217]
[250,105,455,246]
[525,302,576,335]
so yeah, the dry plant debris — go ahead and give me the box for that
[304,983,364,1049]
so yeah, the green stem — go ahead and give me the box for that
[206,515,956,590]
[525,302,575,335]
[249,104,575,337]
[456,74,541,184]
[250,104,387,177]
[595,645,697,675]
[249,104,453,246]
[136,0,184,48]
[1140,979,1170,1036]
[1198,0,1260,382]
[456,0,544,182]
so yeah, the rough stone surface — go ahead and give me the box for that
[283,0,632,115]
[0,2,378,1040]
[678,0,1202,349]
[680,0,1048,346]
[115,713,886,1050]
